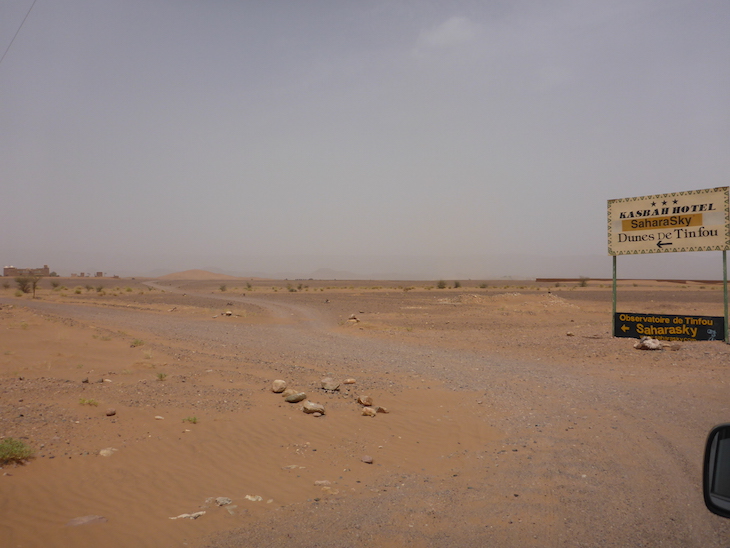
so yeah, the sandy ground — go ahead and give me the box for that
[1,276,730,547]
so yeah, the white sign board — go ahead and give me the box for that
[608,187,730,256]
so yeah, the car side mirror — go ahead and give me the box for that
[704,424,730,518]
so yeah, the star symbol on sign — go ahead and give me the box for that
[673,199,678,204]
[662,201,667,205]
[651,202,656,206]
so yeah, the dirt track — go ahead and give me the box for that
[2,279,730,547]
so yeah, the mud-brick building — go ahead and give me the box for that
[2,265,51,277]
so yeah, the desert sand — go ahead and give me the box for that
[1,274,730,547]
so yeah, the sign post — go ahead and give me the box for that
[607,187,730,342]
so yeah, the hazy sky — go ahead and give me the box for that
[1,0,728,279]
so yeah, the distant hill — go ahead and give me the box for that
[157,269,242,280]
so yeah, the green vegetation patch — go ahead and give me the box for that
[0,438,34,464]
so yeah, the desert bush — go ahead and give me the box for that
[2,281,9,289]
[14,290,23,297]
[183,416,198,424]
[0,438,34,464]
[219,284,227,292]
[130,339,144,347]
[14,277,32,293]
[156,373,167,381]
[454,281,462,288]
[79,398,99,406]
[578,276,589,287]
[479,283,488,288]
[437,280,446,289]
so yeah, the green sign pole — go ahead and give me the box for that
[722,249,730,344]
[612,255,617,337]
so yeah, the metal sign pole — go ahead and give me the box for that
[612,255,617,337]
[722,249,730,344]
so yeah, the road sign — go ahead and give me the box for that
[608,187,730,256]
[614,312,725,342]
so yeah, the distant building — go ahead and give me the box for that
[95,272,103,277]
[3,265,50,277]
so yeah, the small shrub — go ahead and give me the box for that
[219,284,227,292]
[85,284,93,292]
[125,287,133,292]
[96,285,103,292]
[0,438,34,464]
[437,280,446,289]
[454,281,461,288]
[479,283,488,288]
[156,372,167,381]
[14,290,23,297]
[79,398,99,406]
[246,282,253,291]
[14,277,32,293]
[130,339,144,347]
[50,280,60,289]
[183,416,198,424]
[74,288,81,294]
[578,276,589,287]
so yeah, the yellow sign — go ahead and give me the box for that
[608,187,730,255]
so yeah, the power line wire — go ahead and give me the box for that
[0,0,38,68]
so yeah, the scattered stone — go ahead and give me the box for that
[155,415,165,420]
[271,380,287,393]
[170,511,206,520]
[105,408,116,417]
[376,406,389,414]
[66,515,108,527]
[348,314,360,323]
[361,455,373,464]
[224,310,232,316]
[634,337,666,350]
[285,392,307,403]
[99,447,117,457]
[245,495,263,502]
[343,378,356,384]
[362,407,377,417]
[566,332,574,337]
[357,395,373,406]
[303,401,325,414]
[103,378,112,383]
[314,480,331,486]
[81,378,89,384]
[215,497,232,506]
[321,378,340,391]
